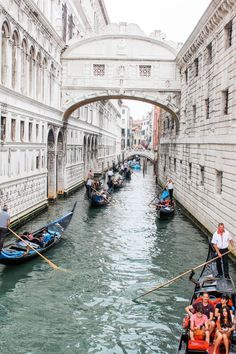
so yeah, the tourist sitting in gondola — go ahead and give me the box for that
[214,294,234,319]
[190,304,210,344]
[212,306,235,354]
[20,231,44,247]
[185,292,215,337]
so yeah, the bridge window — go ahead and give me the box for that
[139,65,151,77]
[185,69,188,84]
[193,105,196,122]
[93,64,105,76]
[188,162,192,180]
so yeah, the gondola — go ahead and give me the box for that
[89,191,111,207]
[156,189,175,219]
[131,163,141,170]
[0,202,77,265]
[177,244,236,353]
[113,177,125,190]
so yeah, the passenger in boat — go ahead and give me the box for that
[93,179,100,191]
[186,292,215,336]
[166,179,174,205]
[215,294,234,319]
[190,303,210,343]
[212,306,235,354]
[212,223,235,279]
[0,205,10,252]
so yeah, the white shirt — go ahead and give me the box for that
[212,230,232,249]
[167,182,173,190]
[107,170,113,176]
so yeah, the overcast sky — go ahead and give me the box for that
[104,0,211,119]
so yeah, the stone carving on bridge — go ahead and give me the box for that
[116,39,128,55]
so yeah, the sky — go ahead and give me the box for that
[104,0,211,120]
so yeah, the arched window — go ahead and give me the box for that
[29,46,35,97]
[1,22,10,85]
[21,39,27,94]
[49,62,55,104]
[36,52,41,100]
[42,58,47,103]
[12,30,19,90]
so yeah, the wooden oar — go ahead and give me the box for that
[148,195,158,207]
[8,228,64,272]
[133,248,236,301]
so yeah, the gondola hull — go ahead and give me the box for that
[0,202,76,265]
[157,205,175,219]
[89,194,110,207]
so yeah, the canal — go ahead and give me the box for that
[0,167,235,354]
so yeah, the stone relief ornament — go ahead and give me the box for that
[116,39,128,55]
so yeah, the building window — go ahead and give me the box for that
[216,170,223,194]
[36,156,39,169]
[205,98,209,119]
[185,69,188,84]
[93,64,105,76]
[200,166,204,185]
[174,158,176,172]
[225,20,233,48]
[29,122,33,142]
[189,162,192,180]
[11,119,16,141]
[36,124,39,141]
[62,3,67,42]
[139,65,151,77]
[20,121,25,141]
[193,105,196,121]
[207,42,212,64]
[68,14,74,40]
[194,58,199,77]
[1,115,6,142]
[222,89,229,115]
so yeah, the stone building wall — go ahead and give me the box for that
[159,0,236,243]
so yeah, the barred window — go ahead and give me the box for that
[139,65,151,77]
[93,64,105,76]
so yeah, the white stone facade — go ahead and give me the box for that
[159,0,236,244]
[0,0,121,222]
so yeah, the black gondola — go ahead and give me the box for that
[0,202,77,265]
[157,204,175,219]
[89,191,111,207]
[177,244,236,353]
[113,177,124,190]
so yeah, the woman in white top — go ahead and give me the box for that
[166,179,174,205]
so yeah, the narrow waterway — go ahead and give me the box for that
[0,167,235,354]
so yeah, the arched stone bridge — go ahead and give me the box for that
[124,149,156,162]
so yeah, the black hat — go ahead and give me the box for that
[221,293,229,300]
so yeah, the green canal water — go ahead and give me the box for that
[0,167,235,354]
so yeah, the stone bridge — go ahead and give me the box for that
[124,149,156,162]
[61,23,181,129]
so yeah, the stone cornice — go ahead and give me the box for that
[0,85,63,118]
[176,0,235,67]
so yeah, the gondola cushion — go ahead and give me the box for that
[188,340,209,351]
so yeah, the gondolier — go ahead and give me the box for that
[212,222,235,279]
